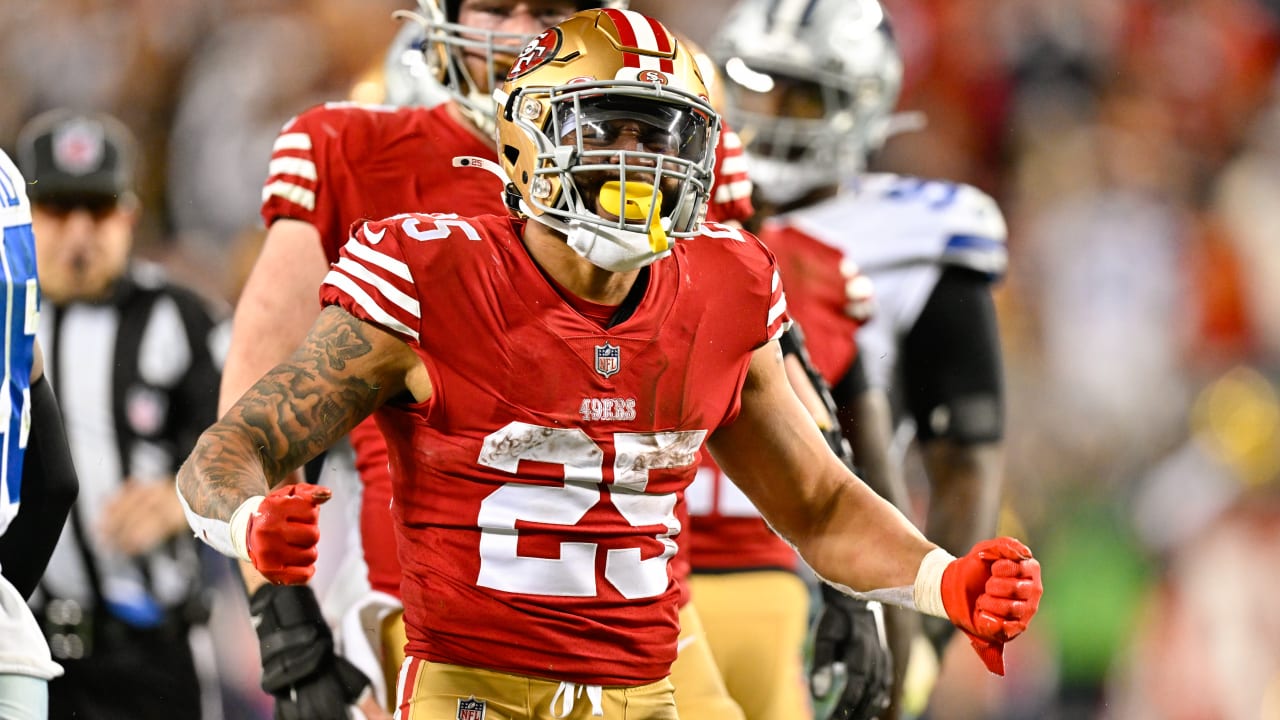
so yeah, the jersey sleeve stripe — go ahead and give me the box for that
[342,238,414,283]
[267,156,317,182]
[717,154,749,176]
[714,180,753,203]
[322,271,421,343]
[333,257,421,318]
[767,292,788,328]
[272,132,313,152]
[942,234,1008,278]
[261,181,316,211]
[720,131,742,150]
[766,269,789,339]
[768,322,788,343]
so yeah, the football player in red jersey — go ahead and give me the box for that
[226,0,756,716]
[710,0,1013,717]
[227,3,616,716]
[182,10,1042,720]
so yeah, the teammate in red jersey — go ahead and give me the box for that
[182,9,1042,719]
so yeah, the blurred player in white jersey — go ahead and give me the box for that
[0,150,79,719]
[711,0,1011,717]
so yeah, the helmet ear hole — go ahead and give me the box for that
[503,145,520,166]
[504,183,524,213]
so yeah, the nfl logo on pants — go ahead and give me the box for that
[458,697,486,720]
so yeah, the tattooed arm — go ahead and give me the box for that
[177,305,429,526]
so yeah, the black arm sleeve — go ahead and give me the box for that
[900,267,1004,444]
[0,375,79,599]
[829,348,871,410]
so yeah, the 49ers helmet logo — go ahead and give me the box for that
[507,29,562,81]
[637,69,669,85]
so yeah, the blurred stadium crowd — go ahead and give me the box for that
[5,0,1280,718]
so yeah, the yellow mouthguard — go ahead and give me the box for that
[598,181,668,253]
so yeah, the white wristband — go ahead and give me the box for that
[177,486,266,562]
[913,547,957,619]
[229,496,265,563]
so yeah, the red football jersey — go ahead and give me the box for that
[261,102,758,599]
[705,124,753,225]
[686,458,799,574]
[260,102,504,597]
[757,222,862,386]
[319,212,787,685]
[260,102,503,256]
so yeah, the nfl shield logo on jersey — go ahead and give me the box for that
[457,697,486,720]
[595,342,621,378]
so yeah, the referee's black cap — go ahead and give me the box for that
[15,109,137,205]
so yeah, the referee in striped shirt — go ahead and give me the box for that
[17,109,226,720]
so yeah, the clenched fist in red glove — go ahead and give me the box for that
[232,484,332,585]
[914,537,1042,675]
[941,538,1042,675]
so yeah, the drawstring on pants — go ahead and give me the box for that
[551,681,604,717]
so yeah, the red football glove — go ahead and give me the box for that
[246,484,332,585]
[940,537,1043,675]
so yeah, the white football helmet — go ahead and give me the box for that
[391,0,628,129]
[382,20,451,108]
[494,9,720,272]
[710,0,903,204]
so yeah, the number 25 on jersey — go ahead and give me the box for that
[475,422,706,600]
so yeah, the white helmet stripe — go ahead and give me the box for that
[620,9,660,52]
[604,8,675,72]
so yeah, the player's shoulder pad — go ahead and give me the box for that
[680,222,781,304]
[859,173,1006,241]
[369,211,491,240]
[688,220,757,248]
[686,221,776,266]
[278,101,405,155]
[0,149,32,225]
[283,101,398,130]
[860,173,1008,278]
[330,213,497,342]
[347,212,492,269]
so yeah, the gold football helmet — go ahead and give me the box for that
[494,8,720,272]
